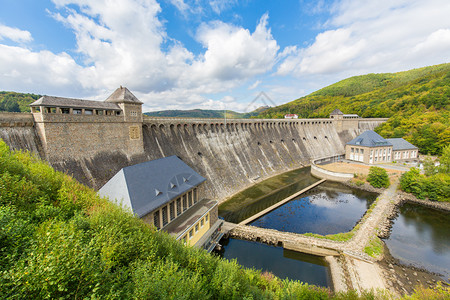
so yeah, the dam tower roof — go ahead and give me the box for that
[105,86,143,104]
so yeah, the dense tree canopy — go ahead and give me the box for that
[0,92,40,113]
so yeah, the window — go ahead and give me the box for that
[130,111,138,117]
[85,109,93,115]
[73,109,82,115]
[153,211,160,230]
[176,198,182,216]
[195,224,199,233]
[193,188,198,204]
[205,214,208,223]
[356,148,359,154]
[61,108,70,114]
[200,218,204,227]
[188,191,193,207]
[360,149,364,154]
[96,110,104,115]
[162,206,168,226]
[351,148,354,153]
[189,229,194,239]
[183,195,187,212]
[182,235,187,244]
[169,202,175,220]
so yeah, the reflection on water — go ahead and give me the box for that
[250,181,377,235]
[219,167,319,223]
[384,203,450,279]
[216,238,330,287]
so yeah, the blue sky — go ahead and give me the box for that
[1,0,450,112]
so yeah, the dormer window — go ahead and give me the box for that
[155,189,162,196]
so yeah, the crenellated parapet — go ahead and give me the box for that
[142,116,387,135]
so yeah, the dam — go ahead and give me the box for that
[0,93,386,202]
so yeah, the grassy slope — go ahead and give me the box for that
[258,63,450,155]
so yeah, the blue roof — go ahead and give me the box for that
[99,156,206,217]
[386,138,418,151]
[346,130,392,147]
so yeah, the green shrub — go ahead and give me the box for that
[400,167,450,202]
[367,167,390,188]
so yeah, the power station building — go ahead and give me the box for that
[99,155,224,252]
[345,130,418,164]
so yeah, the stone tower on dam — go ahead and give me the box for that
[0,88,387,201]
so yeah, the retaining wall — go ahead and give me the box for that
[311,156,354,182]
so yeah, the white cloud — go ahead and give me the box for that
[278,0,450,77]
[191,14,278,82]
[169,0,190,14]
[0,44,90,95]
[1,0,449,112]
[248,80,261,90]
[0,24,33,43]
[209,0,237,14]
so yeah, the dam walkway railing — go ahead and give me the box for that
[238,179,326,225]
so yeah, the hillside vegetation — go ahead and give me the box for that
[0,92,41,112]
[258,63,450,155]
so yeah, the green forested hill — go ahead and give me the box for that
[257,63,450,155]
[0,92,41,112]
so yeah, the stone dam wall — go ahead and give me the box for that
[0,113,386,201]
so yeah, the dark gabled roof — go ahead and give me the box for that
[105,86,143,104]
[346,130,392,147]
[30,96,121,110]
[386,138,418,151]
[330,108,344,115]
[99,156,206,218]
